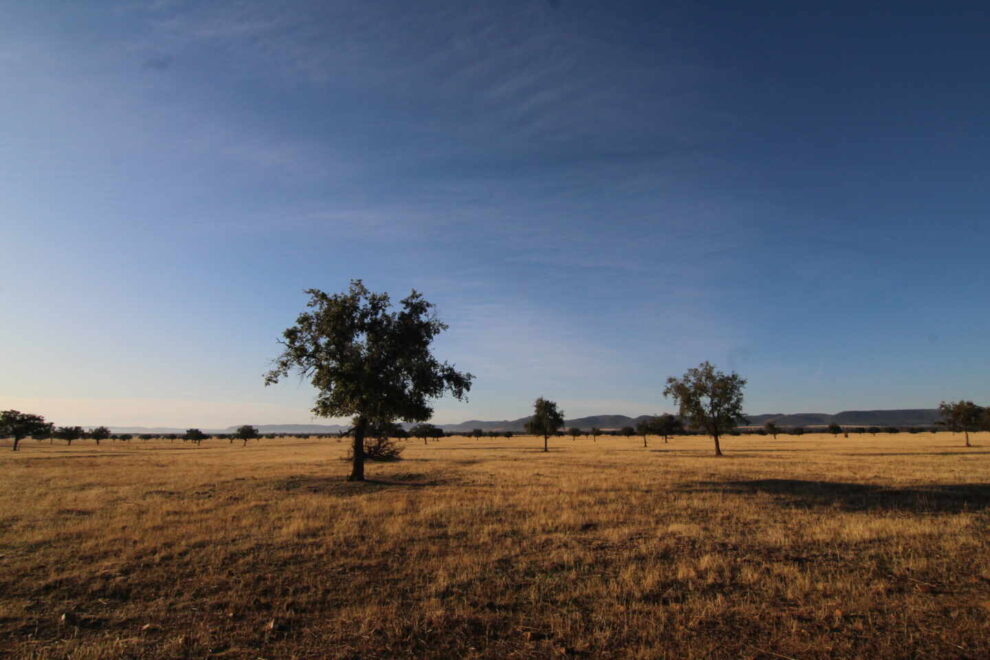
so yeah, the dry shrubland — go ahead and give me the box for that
[1,432,988,658]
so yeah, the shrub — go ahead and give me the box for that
[347,435,403,461]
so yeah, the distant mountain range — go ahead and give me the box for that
[106,409,942,435]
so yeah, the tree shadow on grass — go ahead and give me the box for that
[272,472,452,496]
[679,479,990,513]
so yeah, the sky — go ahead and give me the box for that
[1,1,988,428]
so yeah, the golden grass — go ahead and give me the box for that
[1,432,988,658]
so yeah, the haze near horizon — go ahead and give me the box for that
[2,1,988,428]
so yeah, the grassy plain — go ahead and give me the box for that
[1,432,988,659]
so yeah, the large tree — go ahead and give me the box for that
[265,281,472,481]
[525,397,564,452]
[1,410,49,452]
[663,361,747,456]
[938,400,983,447]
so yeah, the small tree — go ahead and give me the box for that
[635,418,656,448]
[471,428,484,439]
[938,400,983,447]
[32,422,54,444]
[827,423,842,437]
[90,426,111,445]
[655,413,683,444]
[185,428,207,445]
[619,426,636,438]
[265,281,473,481]
[54,426,85,446]
[590,426,601,442]
[568,427,582,441]
[235,425,259,447]
[764,421,779,439]
[663,361,746,457]
[503,431,513,440]
[410,423,442,445]
[525,397,565,452]
[1,410,49,452]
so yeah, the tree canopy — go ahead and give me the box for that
[525,397,565,452]
[938,400,983,447]
[1,410,49,452]
[265,281,472,480]
[663,361,746,456]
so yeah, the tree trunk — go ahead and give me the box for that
[243,438,248,447]
[12,436,20,452]
[965,431,971,447]
[423,437,427,446]
[95,438,100,446]
[543,435,548,452]
[713,433,723,456]
[349,419,367,481]
[643,435,647,448]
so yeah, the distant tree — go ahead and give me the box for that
[235,425,259,447]
[791,426,806,436]
[265,281,473,481]
[827,423,842,437]
[1,410,50,452]
[867,426,880,436]
[525,397,565,452]
[568,427,582,441]
[655,413,683,444]
[54,426,85,446]
[590,426,601,443]
[32,422,55,444]
[471,428,484,439]
[90,426,111,445]
[185,428,207,445]
[619,426,636,438]
[503,431,513,440]
[938,400,983,447]
[663,361,747,457]
[115,433,133,441]
[410,423,442,445]
[635,418,657,448]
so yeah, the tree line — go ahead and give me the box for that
[3,281,987,479]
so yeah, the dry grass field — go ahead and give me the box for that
[1,432,989,659]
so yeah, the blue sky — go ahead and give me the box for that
[1,1,988,427]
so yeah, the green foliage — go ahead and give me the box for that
[90,426,111,443]
[235,425,260,440]
[410,423,443,440]
[764,421,779,438]
[54,426,85,445]
[827,423,842,436]
[568,427,582,439]
[664,361,746,456]
[938,400,984,446]
[185,428,207,443]
[1,410,50,451]
[525,397,565,439]
[265,281,472,480]
[265,280,473,425]
[619,426,636,437]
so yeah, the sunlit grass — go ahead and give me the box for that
[1,432,988,658]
